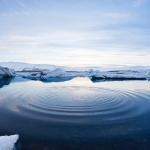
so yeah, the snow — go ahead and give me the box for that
[0,134,19,150]
[0,66,15,77]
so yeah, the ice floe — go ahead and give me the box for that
[89,69,150,81]
[0,134,19,150]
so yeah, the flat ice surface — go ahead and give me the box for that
[0,135,19,150]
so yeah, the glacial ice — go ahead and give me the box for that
[0,66,15,78]
[0,134,19,150]
[88,69,150,81]
[0,62,150,81]
[17,68,150,81]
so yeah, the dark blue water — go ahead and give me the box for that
[0,77,150,150]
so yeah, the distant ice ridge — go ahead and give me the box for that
[0,134,19,150]
[0,62,62,71]
[0,66,15,78]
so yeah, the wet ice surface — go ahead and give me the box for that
[0,135,19,150]
[0,77,150,150]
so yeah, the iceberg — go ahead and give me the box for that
[17,68,82,81]
[16,68,68,80]
[146,71,150,80]
[14,67,150,82]
[0,134,19,150]
[41,68,72,80]
[1,62,150,82]
[0,66,15,78]
[89,69,149,81]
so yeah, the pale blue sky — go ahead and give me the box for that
[0,0,150,66]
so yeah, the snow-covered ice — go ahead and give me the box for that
[0,134,19,150]
[16,68,150,81]
[0,62,150,81]
[16,67,89,81]
[88,69,150,80]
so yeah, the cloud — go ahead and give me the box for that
[0,0,149,66]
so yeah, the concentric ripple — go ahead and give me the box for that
[1,79,150,125]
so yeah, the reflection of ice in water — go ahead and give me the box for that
[0,134,19,150]
[1,77,150,125]
[43,77,93,87]
[0,78,150,142]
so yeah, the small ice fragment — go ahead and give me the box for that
[0,134,19,150]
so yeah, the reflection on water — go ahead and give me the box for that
[0,77,150,150]
[0,77,12,88]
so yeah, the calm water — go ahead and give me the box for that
[0,77,150,150]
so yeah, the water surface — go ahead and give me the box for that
[0,77,150,150]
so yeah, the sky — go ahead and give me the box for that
[0,0,150,67]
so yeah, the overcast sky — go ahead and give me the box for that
[0,0,150,66]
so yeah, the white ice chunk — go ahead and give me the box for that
[0,134,19,150]
[88,69,149,80]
